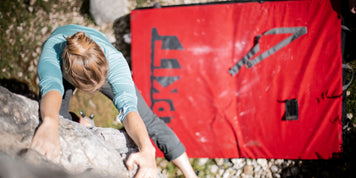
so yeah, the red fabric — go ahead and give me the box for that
[131,0,342,159]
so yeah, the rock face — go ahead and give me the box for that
[90,0,129,25]
[0,86,139,177]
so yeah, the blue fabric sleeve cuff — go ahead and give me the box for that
[113,91,138,122]
[117,105,138,122]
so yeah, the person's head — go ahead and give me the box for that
[62,31,108,92]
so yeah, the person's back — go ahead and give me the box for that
[34,24,197,178]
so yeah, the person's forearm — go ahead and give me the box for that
[31,90,62,160]
[172,152,198,178]
[40,90,62,124]
[122,111,155,153]
[123,111,157,177]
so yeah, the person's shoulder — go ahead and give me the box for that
[53,24,83,32]
[42,34,66,48]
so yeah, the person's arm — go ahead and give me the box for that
[32,33,66,160]
[103,45,158,176]
[172,152,198,178]
[123,111,157,178]
[30,90,62,160]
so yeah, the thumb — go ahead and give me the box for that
[126,153,138,170]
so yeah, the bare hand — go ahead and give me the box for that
[30,118,60,161]
[79,116,94,127]
[126,149,157,178]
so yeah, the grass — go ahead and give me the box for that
[346,62,356,121]
[0,0,38,93]
[69,90,123,129]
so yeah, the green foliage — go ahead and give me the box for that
[34,0,56,13]
[0,0,39,93]
[346,61,356,124]
[191,159,217,177]
[135,0,147,8]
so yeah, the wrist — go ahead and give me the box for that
[140,144,156,155]
[41,116,60,129]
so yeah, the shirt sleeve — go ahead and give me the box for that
[37,35,65,97]
[106,47,138,122]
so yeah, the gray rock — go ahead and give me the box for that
[90,0,129,25]
[0,86,139,177]
[0,150,103,178]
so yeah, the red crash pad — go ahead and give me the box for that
[131,0,343,159]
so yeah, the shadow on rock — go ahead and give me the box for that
[0,78,38,100]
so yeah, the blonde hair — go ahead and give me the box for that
[62,31,108,92]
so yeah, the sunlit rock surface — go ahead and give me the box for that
[0,86,139,178]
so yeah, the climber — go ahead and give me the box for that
[31,24,197,178]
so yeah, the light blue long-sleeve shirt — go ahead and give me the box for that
[37,24,137,122]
